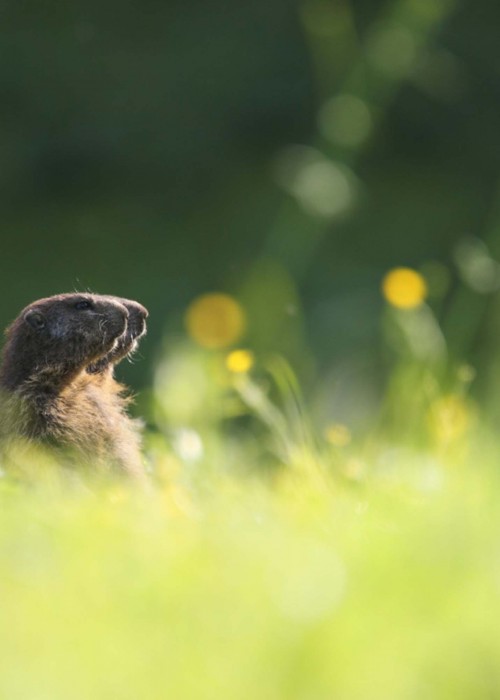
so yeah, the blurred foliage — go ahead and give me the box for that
[2,0,500,412]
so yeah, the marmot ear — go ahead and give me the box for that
[24,309,46,331]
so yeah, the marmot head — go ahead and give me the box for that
[0,293,130,390]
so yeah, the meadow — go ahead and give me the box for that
[1,271,499,700]
[1,0,499,695]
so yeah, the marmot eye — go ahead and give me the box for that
[74,300,93,311]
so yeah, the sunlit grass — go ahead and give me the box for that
[1,445,499,699]
[1,340,499,699]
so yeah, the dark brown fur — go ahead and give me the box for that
[0,293,148,478]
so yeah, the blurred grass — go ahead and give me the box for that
[1,326,500,699]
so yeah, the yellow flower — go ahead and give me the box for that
[382,267,427,309]
[226,349,254,373]
[185,293,246,349]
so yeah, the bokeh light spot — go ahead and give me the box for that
[427,394,472,444]
[318,94,372,148]
[274,146,356,219]
[324,423,352,447]
[226,349,254,374]
[382,268,427,309]
[454,237,500,293]
[185,293,246,349]
[366,24,418,78]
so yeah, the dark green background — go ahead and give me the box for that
[1,0,498,402]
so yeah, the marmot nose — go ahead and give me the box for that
[135,302,148,319]
[125,300,148,319]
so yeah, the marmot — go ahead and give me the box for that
[0,293,149,479]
